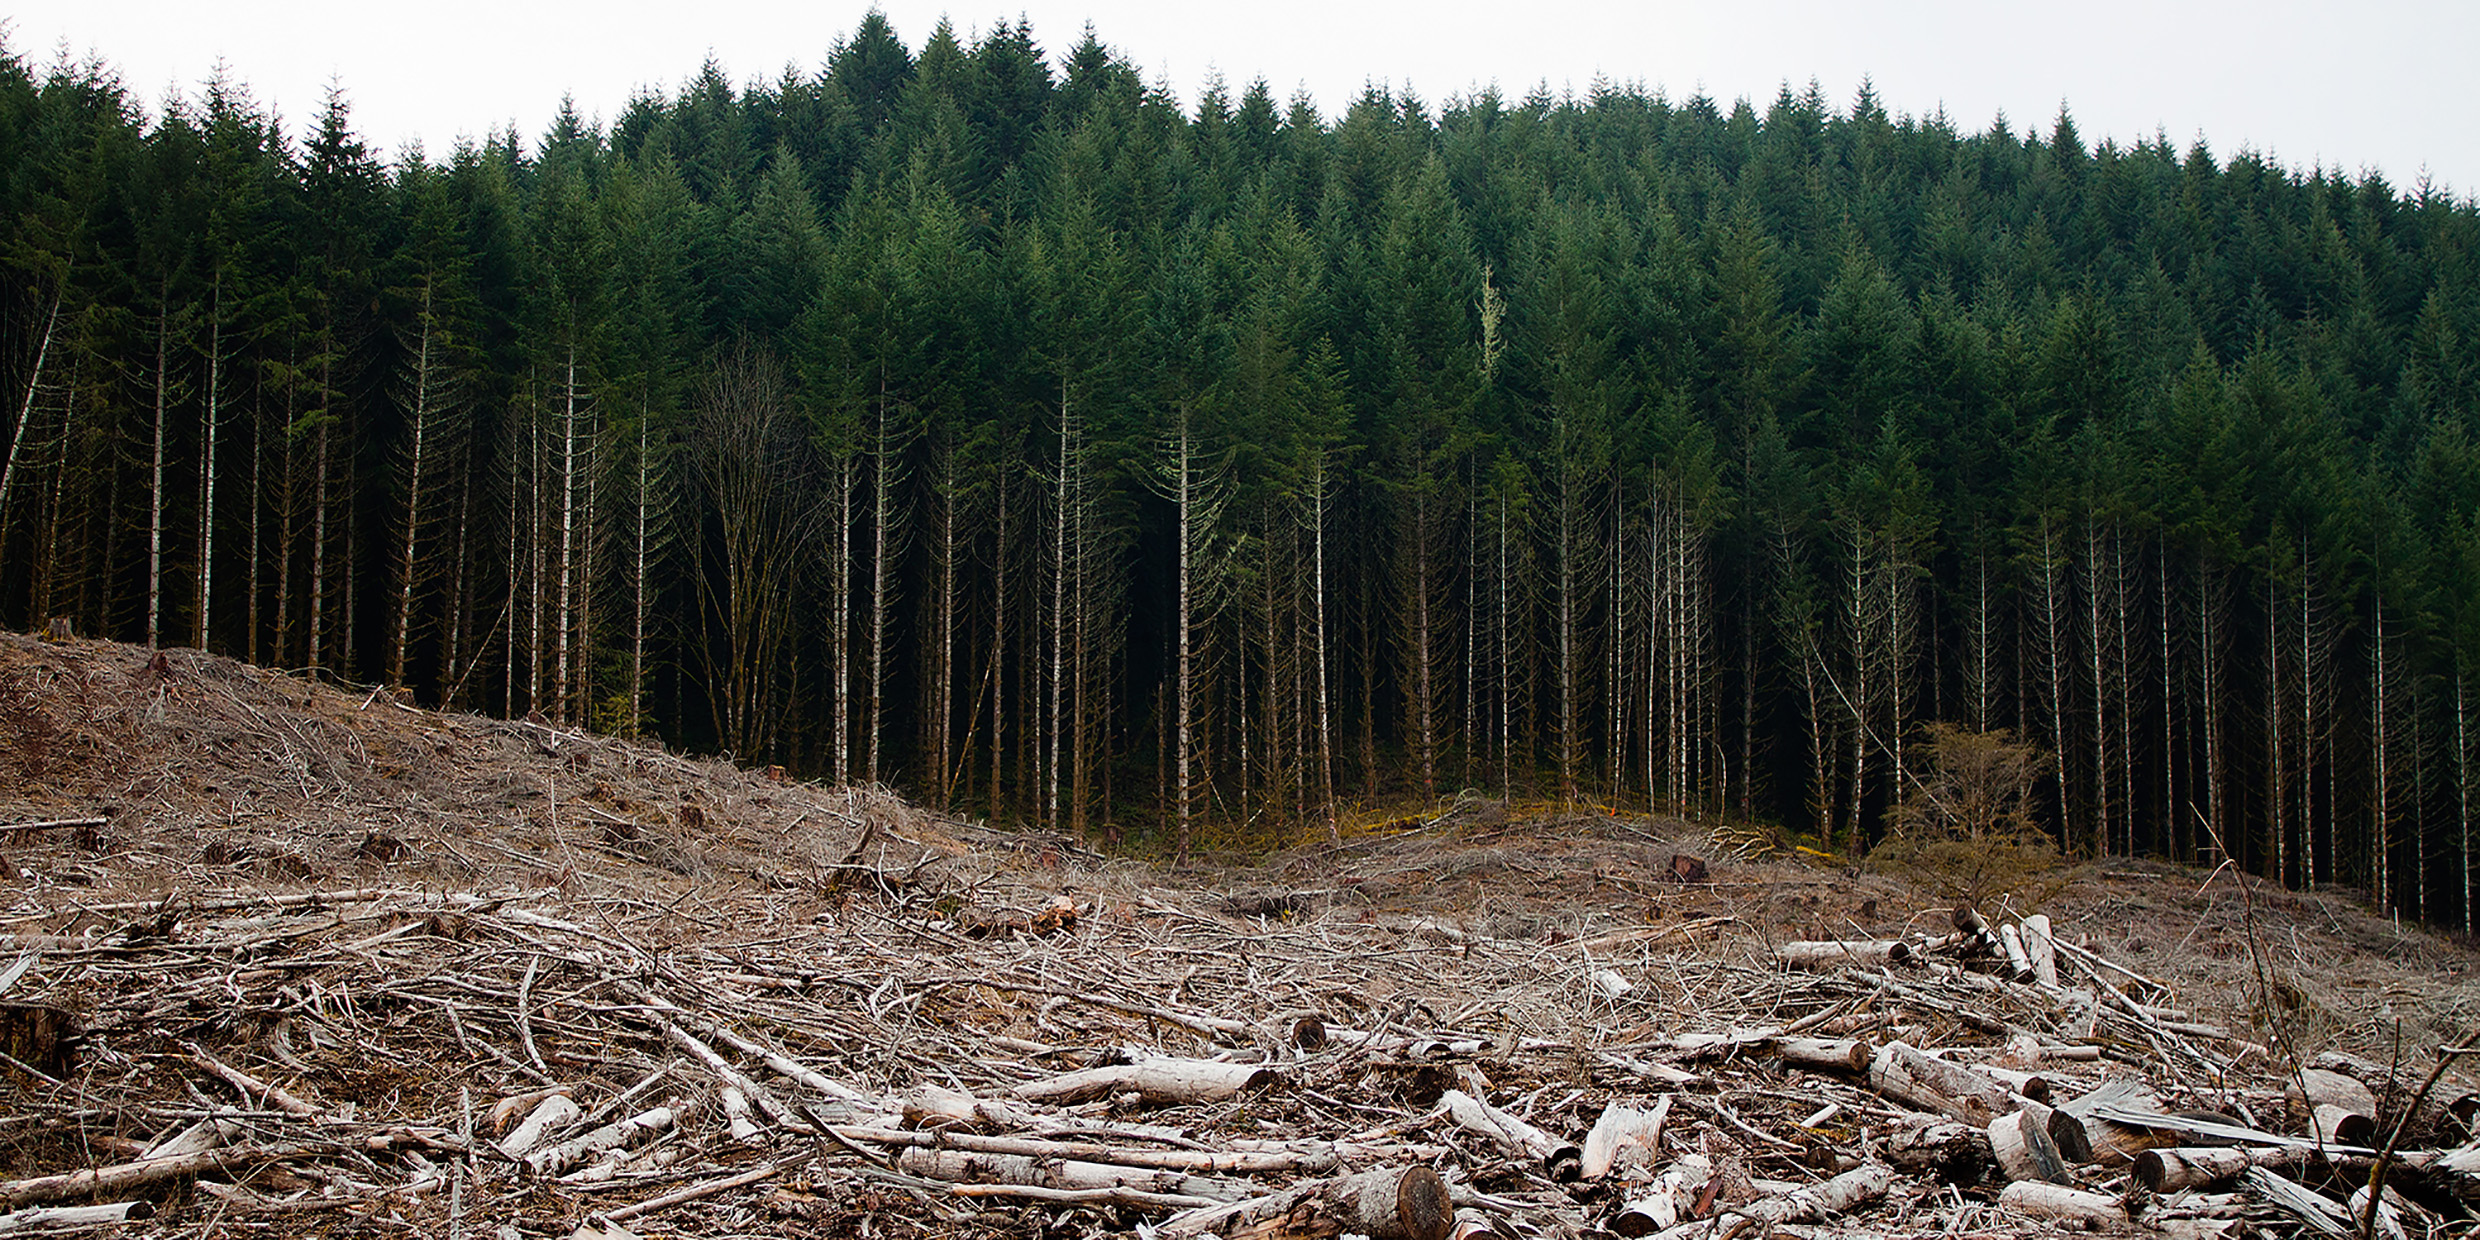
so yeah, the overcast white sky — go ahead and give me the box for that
[9,0,2474,198]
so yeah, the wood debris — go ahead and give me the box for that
[0,844,2470,1240]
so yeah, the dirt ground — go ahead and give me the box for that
[1,629,2475,1238]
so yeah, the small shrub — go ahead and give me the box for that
[1868,723,2062,909]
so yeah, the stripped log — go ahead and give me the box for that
[1999,1181,2128,1226]
[1989,1103,2069,1183]
[1441,1089,1582,1182]
[1772,1038,1872,1074]
[1997,923,2033,981]
[496,1093,582,1159]
[2287,1068,2378,1117]
[1867,1041,2014,1124]
[893,1147,1249,1204]
[836,1125,1429,1175]
[1775,940,1912,970]
[1012,1058,1283,1107]
[2312,1049,2480,1138]
[0,1142,319,1208]
[2134,1146,2320,1193]
[1645,1163,1894,1240]
[0,1202,153,1232]
[524,1105,674,1175]
[1157,1165,1453,1240]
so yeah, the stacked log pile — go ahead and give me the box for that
[1,844,2478,1239]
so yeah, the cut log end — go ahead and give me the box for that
[1383,1165,1454,1240]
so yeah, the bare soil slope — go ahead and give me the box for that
[1,631,2476,1238]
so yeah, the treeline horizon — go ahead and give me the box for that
[4,17,2479,924]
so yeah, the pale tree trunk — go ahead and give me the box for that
[308,414,330,674]
[833,455,852,781]
[2032,513,2071,852]
[2112,528,2138,857]
[2370,574,2395,911]
[148,284,171,649]
[991,457,1009,823]
[1310,449,1337,838]
[1885,524,1918,820]
[630,412,653,734]
[1416,490,1439,800]
[1644,491,1661,810]
[1048,391,1072,830]
[391,281,437,689]
[1965,539,1996,734]
[2199,557,2229,860]
[2457,658,2472,937]
[1173,409,1199,861]
[554,345,581,722]
[929,437,959,805]
[197,273,222,652]
[247,388,266,666]
[2267,571,2286,884]
[867,383,904,785]
[2159,542,2177,859]
[2083,516,2111,857]
[1844,513,1869,855]
[1554,428,1583,803]
[0,284,66,554]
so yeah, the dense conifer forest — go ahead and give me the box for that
[3,17,2477,922]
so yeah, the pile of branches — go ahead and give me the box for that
[0,819,2477,1240]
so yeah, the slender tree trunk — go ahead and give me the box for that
[197,273,222,653]
[0,286,65,553]
[992,456,1009,823]
[868,383,900,785]
[554,345,580,722]
[1311,450,1336,838]
[392,282,435,689]
[2035,513,2070,852]
[1174,409,1198,861]
[2372,577,2391,910]
[148,284,171,650]
[2085,516,2110,857]
[2457,659,2472,937]
[308,413,330,674]
[630,410,651,734]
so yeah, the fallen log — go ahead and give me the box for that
[838,1125,1426,1175]
[1645,1163,1894,1240]
[1158,1165,1454,1240]
[1988,1103,2069,1183]
[1011,1058,1283,1107]
[524,1105,674,1176]
[496,1093,582,1160]
[2134,1146,2321,1193]
[1881,1118,1992,1185]
[1775,940,1912,970]
[0,1201,152,1232]
[1998,1181,2127,1226]
[1866,1041,2013,1124]
[1772,1038,1872,1074]
[893,1147,1250,1204]
[1440,1089,1582,1182]
[0,1142,318,1208]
